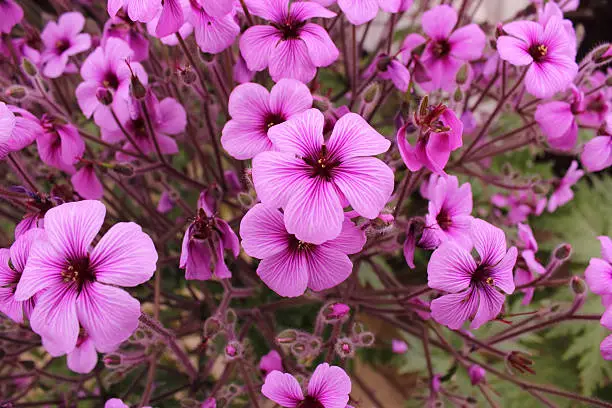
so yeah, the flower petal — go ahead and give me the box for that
[422,5,456,40]
[322,218,366,255]
[269,79,313,118]
[67,337,98,374]
[471,218,507,266]
[239,25,281,72]
[261,371,304,407]
[307,363,351,408]
[71,165,104,200]
[585,258,612,295]
[327,112,391,161]
[337,0,379,25]
[240,204,289,259]
[448,24,485,60]
[252,151,311,208]
[599,236,612,264]
[427,241,475,293]
[488,246,517,294]
[267,108,324,157]
[496,36,533,66]
[430,288,479,330]
[299,23,339,67]
[470,285,504,329]
[269,39,316,83]
[257,249,309,297]
[306,246,353,292]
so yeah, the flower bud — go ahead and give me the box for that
[453,87,463,102]
[553,243,572,261]
[180,66,197,85]
[324,302,350,320]
[130,72,146,100]
[276,329,298,344]
[237,192,255,208]
[357,331,375,347]
[312,98,330,112]
[456,64,469,85]
[591,43,612,63]
[5,85,27,100]
[112,163,135,176]
[363,83,380,104]
[570,276,587,295]
[96,87,114,106]
[335,337,355,358]
[21,58,38,77]
[468,364,486,385]
[224,340,243,360]
[225,309,237,326]
[392,339,408,354]
[103,353,122,369]
[204,317,223,337]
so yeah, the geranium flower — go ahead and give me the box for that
[585,236,612,296]
[535,85,583,151]
[337,0,414,26]
[107,0,161,23]
[240,0,339,83]
[262,363,351,408]
[497,17,578,98]
[428,219,517,330]
[0,0,23,34]
[240,204,365,297]
[221,79,313,160]
[252,109,393,244]
[260,350,283,376]
[547,160,583,212]
[102,15,149,62]
[187,0,239,54]
[0,106,41,160]
[36,115,85,174]
[14,200,158,357]
[363,53,411,92]
[582,125,612,173]
[40,12,91,78]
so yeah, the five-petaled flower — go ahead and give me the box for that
[40,12,92,78]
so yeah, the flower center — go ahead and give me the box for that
[298,396,324,408]
[61,257,95,290]
[288,235,316,253]
[303,145,340,181]
[263,112,286,133]
[192,208,215,240]
[132,118,148,140]
[102,72,120,90]
[471,264,495,287]
[587,97,606,113]
[436,208,452,231]
[273,19,306,41]
[528,44,548,62]
[431,40,451,57]
[55,38,70,54]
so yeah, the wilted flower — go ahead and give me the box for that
[36,115,86,173]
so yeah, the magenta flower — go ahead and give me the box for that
[262,363,351,408]
[147,0,193,46]
[585,236,612,296]
[0,102,16,145]
[397,104,463,175]
[412,5,485,91]
[391,339,408,354]
[0,0,23,34]
[107,0,160,22]
[421,175,474,249]
[101,91,185,161]
[71,164,104,200]
[157,191,175,214]
[105,399,150,408]
[40,12,91,78]
[260,350,283,376]
[582,127,612,173]
[491,191,546,225]
[547,160,583,212]
[534,85,583,151]
[14,200,158,357]
[240,0,339,83]
[103,16,149,62]
[252,109,393,244]
[36,116,85,174]
[514,223,545,305]
[0,229,42,323]
[0,106,41,160]
[338,0,413,25]
[240,204,365,297]
[221,79,313,160]
[180,191,239,281]
[76,37,148,126]
[363,54,410,92]
[468,364,486,385]
[187,0,239,54]
[497,17,578,98]
[428,219,517,330]
[67,333,98,374]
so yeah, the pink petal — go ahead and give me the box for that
[430,288,479,330]
[0,103,16,144]
[72,166,104,200]
[599,236,612,264]
[240,204,289,259]
[239,25,282,72]
[284,177,344,245]
[258,249,309,297]
[323,218,366,255]
[327,112,391,161]
[525,56,577,98]
[228,82,270,123]
[243,0,289,22]
[421,5,456,40]
[470,285,504,329]
[14,237,64,302]
[267,108,324,157]
[471,218,507,266]
[157,97,187,135]
[218,219,240,258]
[269,39,317,83]
[337,0,379,25]
[77,282,141,352]
[222,120,272,160]
[502,20,543,44]
[260,350,283,374]
[156,0,184,37]
[535,101,574,148]
[202,0,233,18]
[252,151,312,208]
[126,0,161,22]
[448,24,485,61]
[75,82,101,118]
[290,1,336,20]
[67,336,98,374]
[90,222,157,287]
[582,136,612,172]
[601,334,612,360]
[306,246,353,291]
[427,241,475,293]
[107,0,125,18]
[307,363,351,408]
[9,227,43,273]
[181,238,213,281]
[261,371,304,407]
[381,60,410,92]
[269,79,313,118]
[300,23,339,67]
[379,0,413,13]
[496,36,533,66]
[0,249,24,322]
[585,258,612,295]
[192,11,239,54]
[601,306,612,330]
[487,246,517,294]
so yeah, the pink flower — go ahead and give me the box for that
[468,364,486,385]
[71,165,104,200]
[157,191,175,213]
[103,16,149,62]
[0,106,41,160]
[421,175,474,249]
[0,229,41,323]
[497,17,578,98]
[585,236,612,296]
[187,0,239,54]
[105,399,151,408]
[547,160,583,212]
[392,339,408,354]
[363,54,410,92]
[107,0,160,23]
[262,363,351,408]
[397,104,463,175]
[101,90,185,162]
[221,79,313,160]
[534,85,583,151]
[428,219,517,330]
[260,350,283,376]
[252,109,393,244]
[412,5,485,91]
[338,0,414,26]
[201,398,216,408]
[67,332,98,374]
[582,126,612,173]
[0,0,23,34]
[514,223,545,305]
[240,0,339,83]
[36,115,86,174]
[240,204,365,297]
[40,12,91,78]
[76,37,148,126]
[491,191,546,225]
[14,200,158,357]
[180,191,240,281]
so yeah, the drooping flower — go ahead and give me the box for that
[0,106,41,160]
[468,364,486,385]
[585,236,612,296]
[221,79,313,160]
[397,103,463,175]
[514,223,546,305]
[0,0,23,34]
[100,90,185,162]
[582,125,612,173]
[262,363,351,408]
[534,85,583,151]
[240,0,339,83]
[71,164,104,200]
[40,12,91,78]
[240,204,365,297]
[547,160,583,212]
[76,37,148,127]
[0,229,42,323]
[187,0,239,54]
[180,190,239,281]
[428,219,517,330]
[103,15,149,62]
[337,0,414,26]
[410,5,486,91]
[421,175,474,249]
[363,53,410,92]
[392,339,408,354]
[0,102,16,145]
[252,109,393,244]
[260,350,283,376]
[36,115,86,174]
[14,200,158,357]
[107,0,161,23]
[497,17,578,98]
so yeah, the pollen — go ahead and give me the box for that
[485,277,495,286]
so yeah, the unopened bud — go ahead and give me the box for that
[363,83,380,104]
[418,95,429,119]
[335,337,355,358]
[606,76,612,87]
[204,317,223,337]
[553,243,572,261]
[592,44,612,63]
[130,73,146,100]
[5,85,27,100]
[224,341,242,359]
[103,353,122,368]
[468,364,486,385]
[276,329,298,344]
[21,58,38,76]
[225,309,237,325]
[358,332,375,347]
[237,192,254,208]
[570,276,587,294]
[324,302,350,320]
[532,181,550,195]
[112,163,134,176]
[453,87,463,102]
[96,87,113,106]
[180,66,197,85]
[456,64,469,85]
[495,23,505,39]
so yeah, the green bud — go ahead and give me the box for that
[456,64,469,85]
[363,83,380,103]
[5,85,27,100]
[21,58,38,76]
[570,276,587,294]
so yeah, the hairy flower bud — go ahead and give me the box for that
[276,329,298,344]
[468,364,486,385]
[553,243,572,261]
[456,64,469,85]
[570,276,587,295]
[103,353,122,369]
[204,317,223,337]
[5,85,27,100]
[224,340,243,360]
[112,163,135,176]
[591,43,612,64]
[323,302,350,320]
[129,72,146,100]
[363,83,380,104]
[335,337,355,358]
[21,58,38,76]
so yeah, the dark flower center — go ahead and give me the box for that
[263,112,286,133]
[587,97,606,113]
[273,19,307,41]
[298,396,324,408]
[288,235,316,254]
[528,43,548,62]
[436,208,452,231]
[61,257,95,291]
[471,264,495,287]
[132,118,148,140]
[431,40,451,57]
[55,38,70,54]
[303,145,340,181]
[103,72,120,90]
[191,208,215,240]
